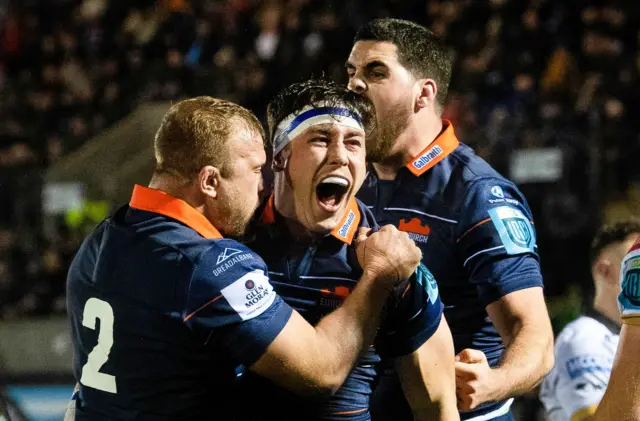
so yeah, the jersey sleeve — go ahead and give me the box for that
[551,332,613,420]
[183,240,293,366]
[620,239,640,324]
[375,264,444,358]
[455,179,543,306]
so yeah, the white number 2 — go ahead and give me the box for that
[80,298,117,393]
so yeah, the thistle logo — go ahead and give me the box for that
[216,248,243,265]
[398,218,430,244]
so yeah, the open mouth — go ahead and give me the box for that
[316,176,350,212]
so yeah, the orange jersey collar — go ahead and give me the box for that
[260,194,361,245]
[405,120,460,176]
[129,185,222,239]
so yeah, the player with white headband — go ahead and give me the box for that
[236,79,459,421]
[269,91,369,235]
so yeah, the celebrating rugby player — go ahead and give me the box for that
[346,18,554,421]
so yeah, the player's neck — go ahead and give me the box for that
[372,116,443,181]
[148,174,204,213]
[274,209,321,247]
[593,295,622,327]
[273,192,322,246]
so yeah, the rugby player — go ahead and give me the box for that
[65,97,423,420]
[237,80,458,421]
[346,19,554,421]
[540,220,640,421]
[594,234,640,421]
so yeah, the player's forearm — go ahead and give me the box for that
[398,319,459,421]
[310,270,392,391]
[491,321,554,400]
[595,324,640,421]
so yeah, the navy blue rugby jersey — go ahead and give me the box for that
[358,121,543,421]
[66,185,292,421]
[236,196,443,421]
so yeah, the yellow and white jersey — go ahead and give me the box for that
[539,312,620,421]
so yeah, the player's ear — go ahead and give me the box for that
[199,165,220,199]
[415,79,437,111]
[593,259,613,285]
[272,148,291,172]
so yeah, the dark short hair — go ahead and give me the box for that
[266,79,375,145]
[590,219,640,265]
[354,18,454,109]
[154,96,264,178]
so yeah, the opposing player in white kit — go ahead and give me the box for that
[540,220,640,421]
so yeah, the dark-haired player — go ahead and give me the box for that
[540,220,640,421]
[346,18,554,421]
[237,79,458,421]
[64,96,422,420]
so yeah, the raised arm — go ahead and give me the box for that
[595,239,640,421]
[594,323,640,421]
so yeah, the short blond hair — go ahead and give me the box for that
[154,96,265,178]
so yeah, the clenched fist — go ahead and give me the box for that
[455,348,503,411]
[355,224,422,290]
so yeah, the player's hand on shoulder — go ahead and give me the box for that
[355,224,422,289]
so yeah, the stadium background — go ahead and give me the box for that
[0,0,638,419]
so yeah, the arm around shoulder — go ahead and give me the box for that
[251,226,423,396]
[250,269,395,396]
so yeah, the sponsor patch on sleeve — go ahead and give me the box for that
[415,264,439,305]
[221,269,277,321]
[619,252,640,319]
[488,206,536,255]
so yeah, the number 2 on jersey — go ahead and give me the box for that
[80,298,117,393]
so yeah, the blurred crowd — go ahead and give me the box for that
[0,0,639,319]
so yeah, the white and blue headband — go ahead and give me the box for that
[272,102,364,156]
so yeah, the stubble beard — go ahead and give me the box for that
[366,100,411,163]
[217,192,257,239]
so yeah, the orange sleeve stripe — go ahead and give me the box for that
[183,294,223,322]
[333,408,368,415]
[456,218,492,243]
